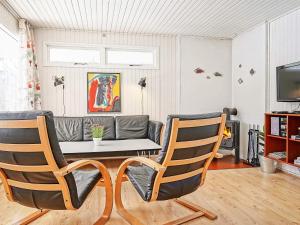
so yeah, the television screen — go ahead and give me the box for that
[277,61,300,102]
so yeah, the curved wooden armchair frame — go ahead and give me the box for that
[56,159,113,225]
[115,157,166,224]
[115,114,226,225]
[0,116,113,225]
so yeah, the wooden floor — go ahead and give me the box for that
[0,164,299,225]
[209,155,252,170]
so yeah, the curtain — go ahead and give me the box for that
[0,24,28,111]
[19,19,41,110]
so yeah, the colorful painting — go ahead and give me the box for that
[87,72,121,113]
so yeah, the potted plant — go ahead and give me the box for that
[91,124,104,146]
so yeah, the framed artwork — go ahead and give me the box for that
[87,72,121,113]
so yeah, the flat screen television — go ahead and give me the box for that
[277,61,300,102]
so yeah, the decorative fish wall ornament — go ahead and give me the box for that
[194,67,204,74]
[214,72,223,77]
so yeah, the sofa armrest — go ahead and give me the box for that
[148,120,163,144]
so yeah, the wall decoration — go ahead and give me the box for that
[87,72,121,113]
[138,77,146,88]
[54,75,65,116]
[194,67,204,74]
[138,77,147,115]
[250,68,255,75]
[54,75,64,86]
[206,76,211,79]
[214,72,223,77]
[239,64,242,68]
[238,78,243,84]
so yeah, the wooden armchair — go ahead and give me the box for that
[0,111,113,225]
[115,113,226,225]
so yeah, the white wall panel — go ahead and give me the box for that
[269,9,300,112]
[231,8,300,174]
[179,36,232,114]
[232,24,266,159]
[268,8,300,175]
[35,28,177,121]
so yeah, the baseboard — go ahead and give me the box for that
[277,163,300,177]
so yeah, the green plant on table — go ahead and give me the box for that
[91,124,104,139]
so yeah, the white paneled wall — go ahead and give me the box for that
[35,29,178,121]
[180,36,232,114]
[268,9,300,176]
[269,9,300,112]
[232,23,266,159]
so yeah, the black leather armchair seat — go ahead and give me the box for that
[115,113,227,225]
[126,165,155,201]
[0,111,113,224]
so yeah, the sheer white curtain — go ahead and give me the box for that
[19,19,41,110]
[0,24,27,111]
[0,19,41,111]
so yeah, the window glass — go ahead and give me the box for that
[49,46,101,64]
[106,48,154,65]
[0,25,26,111]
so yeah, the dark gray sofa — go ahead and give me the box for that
[53,115,163,158]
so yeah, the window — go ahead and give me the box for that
[0,25,26,111]
[45,43,101,66]
[44,42,159,69]
[105,47,158,68]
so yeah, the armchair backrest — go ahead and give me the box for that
[0,111,79,210]
[151,113,226,201]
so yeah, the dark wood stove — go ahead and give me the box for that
[221,108,240,163]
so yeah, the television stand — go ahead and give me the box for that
[271,111,289,114]
[265,113,300,168]
[271,111,300,114]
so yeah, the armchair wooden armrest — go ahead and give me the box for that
[115,156,165,223]
[115,156,165,199]
[118,156,166,173]
[55,159,113,224]
[54,159,106,177]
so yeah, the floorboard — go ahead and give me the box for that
[209,155,252,170]
[0,165,299,225]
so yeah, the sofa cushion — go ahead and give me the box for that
[115,115,149,139]
[148,120,163,144]
[54,117,83,142]
[83,116,115,140]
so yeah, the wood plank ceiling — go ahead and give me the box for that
[4,0,300,38]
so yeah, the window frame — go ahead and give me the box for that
[0,24,18,72]
[104,44,159,69]
[43,42,159,70]
[43,42,104,68]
